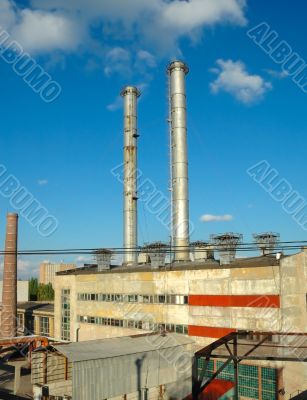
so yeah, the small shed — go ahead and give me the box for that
[32,333,194,400]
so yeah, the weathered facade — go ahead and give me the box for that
[54,249,307,397]
[0,302,55,337]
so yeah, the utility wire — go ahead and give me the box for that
[0,240,305,256]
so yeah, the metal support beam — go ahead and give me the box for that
[233,336,239,400]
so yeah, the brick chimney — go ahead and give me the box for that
[1,213,18,338]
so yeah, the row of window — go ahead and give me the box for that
[77,293,188,305]
[77,315,188,335]
[61,289,71,341]
[40,316,50,336]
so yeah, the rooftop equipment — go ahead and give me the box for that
[143,242,169,269]
[94,249,113,271]
[190,241,215,262]
[210,232,243,265]
[253,232,280,255]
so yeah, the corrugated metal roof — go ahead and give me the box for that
[54,333,194,362]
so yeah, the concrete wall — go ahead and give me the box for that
[0,280,28,302]
[54,264,282,344]
[53,251,307,397]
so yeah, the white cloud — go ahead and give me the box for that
[0,0,85,54]
[38,179,48,185]
[75,255,93,267]
[0,256,40,280]
[210,59,272,104]
[107,95,122,112]
[1,0,247,64]
[0,0,16,30]
[163,0,247,31]
[136,50,156,68]
[104,47,132,77]
[200,214,234,222]
[265,69,289,79]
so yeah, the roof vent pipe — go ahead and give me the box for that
[143,242,168,269]
[95,249,113,271]
[253,232,280,256]
[211,233,243,265]
[190,241,215,262]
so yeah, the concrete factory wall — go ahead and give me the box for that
[54,263,283,344]
[53,250,307,396]
[0,280,28,302]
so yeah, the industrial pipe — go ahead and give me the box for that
[168,61,190,262]
[121,86,140,266]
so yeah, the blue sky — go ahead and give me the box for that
[0,0,306,278]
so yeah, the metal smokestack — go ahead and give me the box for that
[1,213,18,338]
[168,61,190,262]
[121,86,140,266]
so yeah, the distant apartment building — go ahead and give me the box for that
[39,262,76,286]
[0,280,29,302]
[53,249,307,398]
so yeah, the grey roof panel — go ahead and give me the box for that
[54,333,194,362]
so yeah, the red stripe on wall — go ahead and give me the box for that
[188,295,280,308]
[188,325,235,338]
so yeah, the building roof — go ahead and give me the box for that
[0,302,55,314]
[53,333,194,362]
[56,255,280,276]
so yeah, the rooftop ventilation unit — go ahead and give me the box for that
[210,232,243,265]
[94,249,113,271]
[253,232,280,256]
[190,241,215,262]
[143,242,169,269]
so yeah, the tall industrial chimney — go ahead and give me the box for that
[0,213,18,338]
[121,86,140,266]
[168,61,190,262]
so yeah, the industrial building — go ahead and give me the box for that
[54,248,307,397]
[0,302,54,337]
[39,262,76,286]
[1,60,306,400]
[52,60,307,398]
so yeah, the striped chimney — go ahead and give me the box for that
[1,213,18,338]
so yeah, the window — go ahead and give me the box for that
[76,314,187,335]
[77,292,188,305]
[61,289,71,341]
[40,317,49,336]
[17,313,24,333]
[158,295,166,304]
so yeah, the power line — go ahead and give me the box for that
[0,241,305,256]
